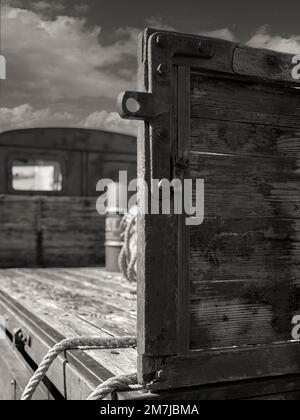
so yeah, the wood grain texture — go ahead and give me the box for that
[189,72,300,351]
[233,46,297,84]
[191,74,300,128]
[190,153,300,219]
[0,267,137,377]
[190,217,300,348]
[191,119,300,157]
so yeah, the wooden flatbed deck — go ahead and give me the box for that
[0,268,137,392]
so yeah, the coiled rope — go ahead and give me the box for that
[21,336,141,401]
[119,208,137,283]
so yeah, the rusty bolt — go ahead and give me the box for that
[157,63,168,76]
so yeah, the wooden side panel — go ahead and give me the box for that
[190,154,300,219]
[0,196,105,268]
[189,73,300,350]
[190,218,300,348]
[0,196,37,267]
[0,338,49,400]
[38,197,105,267]
[191,120,300,158]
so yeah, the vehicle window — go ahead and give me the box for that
[12,159,62,192]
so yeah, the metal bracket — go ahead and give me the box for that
[118,30,215,126]
[117,91,168,121]
[13,328,31,350]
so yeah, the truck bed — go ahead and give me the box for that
[0,268,137,399]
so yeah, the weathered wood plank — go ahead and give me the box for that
[191,74,300,128]
[177,66,191,353]
[1,268,136,338]
[191,119,300,157]
[0,268,137,384]
[233,46,297,84]
[189,216,300,349]
[0,196,37,267]
[118,373,300,400]
[190,153,300,219]
[148,342,300,391]
[0,196,105,267]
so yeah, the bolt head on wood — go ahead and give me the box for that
[156,35,163,48]
[157,63,168,76]
[156,128,168,138]
[156,370,167,381]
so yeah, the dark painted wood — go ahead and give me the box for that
[0,196,105,268]
[148,342,300,391]
[177,66,191,354]
[118,374,300,400]
[0,339,49,400]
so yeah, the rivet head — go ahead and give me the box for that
[156,35,163,47]
[156,370,167,381]
[157,63,168,76]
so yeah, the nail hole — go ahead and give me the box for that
[126,97,141,113]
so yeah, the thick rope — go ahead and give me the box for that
[21,336,136,401]
[119,209,137,283]
[87,373,143,400]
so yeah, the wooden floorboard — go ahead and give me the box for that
[0,267,137,375]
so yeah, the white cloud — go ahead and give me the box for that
[200,28,236,42]
[3,3,300,137]
[247,26,300,54]
[0,105,137,137]
[80,110,137,136]
[0,104,74,132]
[2,4,136,106]
[145,16,176,32]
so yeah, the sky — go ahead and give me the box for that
[1,0,300,135]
